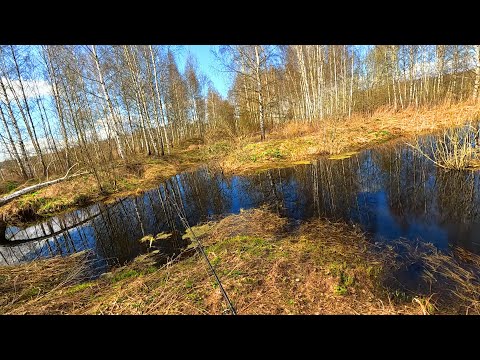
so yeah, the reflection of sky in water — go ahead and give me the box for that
[3,138,480,267]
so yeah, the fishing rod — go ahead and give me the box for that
[163,184,237,315]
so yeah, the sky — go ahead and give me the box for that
[176,45,231,98]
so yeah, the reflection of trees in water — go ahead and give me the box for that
[5,142,480,264]
[435,170,480,225]
[371,146,436,224]
[435,170,480,251]
[0,206,103,265]
[90,203,141,266]
[228,156,364,222]
[309,154,362,220]
[173,168,232,221]
[234,169,287,214]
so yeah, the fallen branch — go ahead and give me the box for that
[0,164,88,207]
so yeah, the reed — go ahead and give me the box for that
[408,124,480,170]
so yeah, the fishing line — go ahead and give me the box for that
[163,183,237,315]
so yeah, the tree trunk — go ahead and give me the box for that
[43,46,72,170]
[255,46,266,140]
[473,45,480,101]
[10,46,47,177]
[0,105,29,179]
[91,45,126,160]
[149,45,171,154]
[0,78,33,178]
[0,165,87,207]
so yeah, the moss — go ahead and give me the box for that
[334,285,348,296]
[22,286,41,299]
[184,279,194,289]
[67,282,94,294]
[111,269,141,283]
[38,198,70,214]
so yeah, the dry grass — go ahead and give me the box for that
[221,101,480,174]
[407,125,480,170]
[3,208,478,315]
[388,242,480,314]
[0,251,94,314]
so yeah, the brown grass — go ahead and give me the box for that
[2,101,480,223]
[3,208,478,315]
[407,125,480,170]
[390,242,480,314]
[0,251,93,314]
[220,101,480,174]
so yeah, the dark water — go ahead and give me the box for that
[2,137,480,270]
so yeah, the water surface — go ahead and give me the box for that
[3,137,480,270]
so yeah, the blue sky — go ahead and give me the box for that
[176,45,231,98]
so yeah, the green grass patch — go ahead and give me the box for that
[67,282,94,294]
[366,265,382,278]
[38,198,70,213]
[183,223,213,240]
[203,141,232,157]
[186,291,203,303]
[111,269,141,283]
[5,181,19,193]
[229,269,243,277]
[118,178,138,191]
[334,284,348,295]
[329,261,355,295]
[22,287,41,299]
[208,236,274,259]
[328,151,358,160]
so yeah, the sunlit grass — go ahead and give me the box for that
[408,125,480,170]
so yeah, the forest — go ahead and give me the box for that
[1,45,479,184]
[1,45,480,315]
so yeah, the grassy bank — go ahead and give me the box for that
[2,101,479,224]
[1,207,479,315]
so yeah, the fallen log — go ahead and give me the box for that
[0,165,88,208]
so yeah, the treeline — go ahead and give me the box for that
[0,45,216,188]
[0,45,479,188]
[226,45,480,138]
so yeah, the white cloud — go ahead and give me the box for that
[0,77,52,100]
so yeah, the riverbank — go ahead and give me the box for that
[1,100,479,224]
[1,207,479,315]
